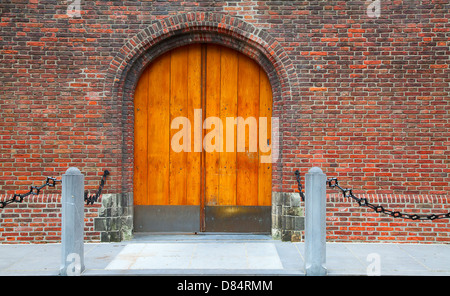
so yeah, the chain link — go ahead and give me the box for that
[0,177,61,209]
[84,170,110,205]
[326,177,450,220]
[294,171,450,221]
[1,170,110,208]
[294,170,305,201]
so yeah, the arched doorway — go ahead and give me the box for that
[133,43,273,233]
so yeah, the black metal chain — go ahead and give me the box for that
[0,177,61,209]
[1,170,110,208]
[326,177,450,220]
[84,170,110,205]
[294,170,305,201]
[294,171,450,221]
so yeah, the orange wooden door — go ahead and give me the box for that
[133,44,272,232]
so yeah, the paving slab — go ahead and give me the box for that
[0,234,449,276]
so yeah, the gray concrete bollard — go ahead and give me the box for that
[304,166,327,276]
[59,167,85,276]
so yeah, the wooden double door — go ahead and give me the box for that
[133,43,273,233]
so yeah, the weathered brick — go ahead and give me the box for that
[0,0,449,244]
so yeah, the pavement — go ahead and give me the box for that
[0,233,449,276]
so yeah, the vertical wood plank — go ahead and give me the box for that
[134,44,273,212]
[204,44,221,206]
[200,44,207,231]
[258,68,273,206]
[147,52,171,205]
[236,53,260,206]
[133,68,149,205]
[169,47,188,206]
[186,44,202,206]
[219,47,238,206]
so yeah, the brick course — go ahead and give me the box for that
[325,193,450,243]
[0,194,101,243]
[1,0,449,243]
[1,192,447,244]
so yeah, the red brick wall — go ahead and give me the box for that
[1,192,448,244]
[0,194,101,244]
[0,0,449,243]
[326,194,450,243]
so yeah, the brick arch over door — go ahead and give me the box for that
[104,12,298,204]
